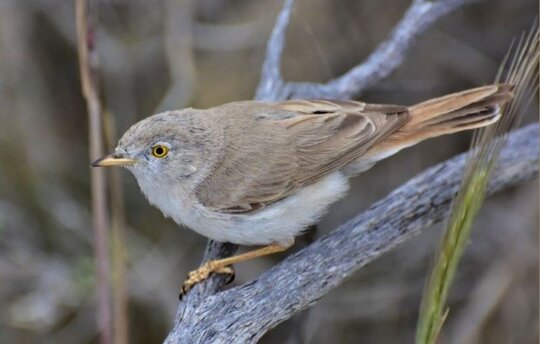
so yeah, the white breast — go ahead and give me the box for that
[135,171,350,246]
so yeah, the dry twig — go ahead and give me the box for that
[75,1,112,343]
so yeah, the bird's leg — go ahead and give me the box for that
[180,242,293,296]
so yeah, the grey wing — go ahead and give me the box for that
[195,99,409,213]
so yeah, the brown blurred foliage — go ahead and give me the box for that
[0,0,537,343]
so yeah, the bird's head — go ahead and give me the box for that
[92,110,211,188]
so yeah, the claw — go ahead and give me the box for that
[179,262,235,298]
[177,243,291,299]
[224,269,235,285]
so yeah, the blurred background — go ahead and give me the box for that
[0,0,537,343]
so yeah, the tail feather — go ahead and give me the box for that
[343,84,514,175]
[400,84,513,143]
[362,84,514,162]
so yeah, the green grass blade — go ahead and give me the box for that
[415,21,539,344]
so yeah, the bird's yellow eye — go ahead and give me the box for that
[151,145,169,158]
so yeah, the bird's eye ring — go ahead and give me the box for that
[151,145,169,158]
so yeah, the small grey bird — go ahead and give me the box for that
[93,84,512,294]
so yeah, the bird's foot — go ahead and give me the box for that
[179,261,235,299]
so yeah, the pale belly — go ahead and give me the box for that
[137,171,350,246]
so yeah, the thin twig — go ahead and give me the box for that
[75,1,112,343]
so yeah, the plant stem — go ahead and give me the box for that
[76,1,113,343]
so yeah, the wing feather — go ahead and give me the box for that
[195,100,409,213]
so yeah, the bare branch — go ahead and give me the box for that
[256,0,473,101]
[75,1,112,343]
[166,124,538,343]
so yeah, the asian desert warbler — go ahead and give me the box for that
[93,84,512,294]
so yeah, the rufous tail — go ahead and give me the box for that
[344,84,514,176]
[395,84,514,146]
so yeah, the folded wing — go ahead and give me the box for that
[195,99,409,213]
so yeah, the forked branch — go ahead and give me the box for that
[256,0,473,101]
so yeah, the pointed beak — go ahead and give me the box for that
[91,153,137,167]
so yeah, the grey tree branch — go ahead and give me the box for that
[165,124,538,344]
[256,0,473,101]
[164,0,535,343]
